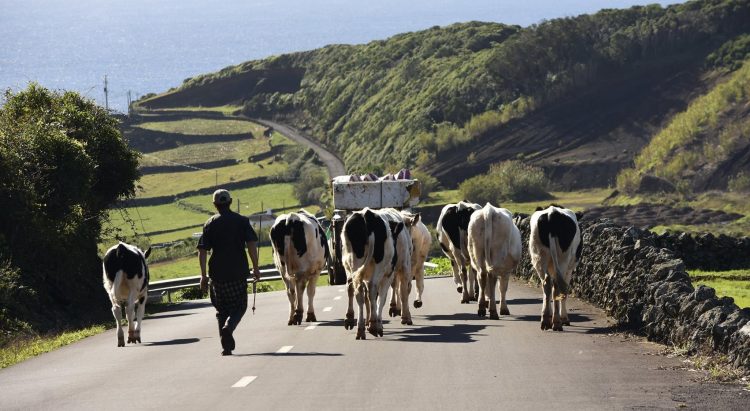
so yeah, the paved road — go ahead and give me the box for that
[250,117,347,178]
[1,277,747,410]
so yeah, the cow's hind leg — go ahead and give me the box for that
[134,295,146,343]
[126,289,138,344]
[460,265,471,304]
[477,268,488,317]
[413,266,424,308]
[398,273,412,325]
[294,279,305,325]
[111,301,125,347]
[561,296,570,326]
[552,287,563,331]
[488,274,499,320]
[345,280,356,330]
[305,274,318,322]
[498,272,510,316]
[355,284,366,340]
[284,276,297,325]
[388,280,400,317]
[541,275,553,330]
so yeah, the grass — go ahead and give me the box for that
[136,161,287,198]
[688,269,750,308]
[135,118,258,135]
[0,325,106,369]
[139,138,278,167]
[143,105,242,115]
[425,256,453,277]
[149,245,276,281]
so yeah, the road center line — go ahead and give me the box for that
[323,306,333,312]
[333,296,342,300]
[232,376,257,388]
[305,324,318,331]
[277,345,294,354]
[338,288,345,292]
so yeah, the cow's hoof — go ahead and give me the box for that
[388,306,401,317]
[117,338,125,347]
[344,317,356,330]
[401,318,412,325]
[288,320,295,326]
[414,300,422,308]
[135,336,142,343]
[562,319,571,326]
[461,298,470,304]
[500,307,510,316]
[368,327,378,337]
[489,310,499,320]
[469,296,478,302]
[553,325,564,332]
[477,308,486,317]
[294,310,303,325]
[377,328,384,337]
[127,336,137,344]
[356,330,366,340]
[306,313,317,322]
[456,286,463,293]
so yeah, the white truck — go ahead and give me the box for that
[327,178,421,285]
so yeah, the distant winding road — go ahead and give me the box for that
[249,117,347,178]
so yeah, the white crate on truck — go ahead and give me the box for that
[331,180,421,210]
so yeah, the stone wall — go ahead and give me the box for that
[513,218,750,370]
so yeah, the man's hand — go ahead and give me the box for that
[200,276,208,293]
[252,267,261,282]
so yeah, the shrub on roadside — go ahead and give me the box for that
[459,160,550,204]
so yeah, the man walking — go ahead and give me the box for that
[198,189,261,355]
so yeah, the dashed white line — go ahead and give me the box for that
[334,296,342,301]
[232,376,257,388]
[323,306,333,312]
[338,288,345,292]
[305,324,318,331]
[277,345,294,354]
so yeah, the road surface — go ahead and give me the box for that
[1,276,747,410]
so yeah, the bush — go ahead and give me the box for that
[728,171,750,192]
[411,170,439,200]
[459,160,550,204]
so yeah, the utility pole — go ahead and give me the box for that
[127,90,132,116]
[103,75,109,111]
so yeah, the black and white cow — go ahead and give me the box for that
[270,209,330,325]
[467,204,522,319]
[437,201,482,303]
[376,208,413,326]
[389,210,431,316]
[102,242,151,347]
[341,208,396,340]
[529,205,583,331]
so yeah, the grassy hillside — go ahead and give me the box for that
[137,0,750,188]
[617,58,750,193]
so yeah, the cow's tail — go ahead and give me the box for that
[110,269,125,308]
[483,208,493,273]
[351,233,375,291]
[547,233,569,299]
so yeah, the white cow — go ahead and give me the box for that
[529,205,583,331]
[437,201,482,303]
[270,209,330,325]
[341,208,396,340]
[102,242,151,347]
[467,204,522,319]
[389,211,431,315]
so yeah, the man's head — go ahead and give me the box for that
[213,189,232,210]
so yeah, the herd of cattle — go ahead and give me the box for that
[101,202,582,346]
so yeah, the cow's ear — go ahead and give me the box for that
[144,247,152,260]
[535,206,544,212]
[575,212,584,221]
[413,213,420,224]
[116,243,127,257]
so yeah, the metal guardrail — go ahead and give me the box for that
[148,262,438,303]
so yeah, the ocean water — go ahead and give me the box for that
[1,0,684,112]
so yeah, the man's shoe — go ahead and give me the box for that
[221,349,232,356]
[220,327,235,352]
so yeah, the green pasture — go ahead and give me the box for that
[135,118,259,135]
[142,105,242,115]
[137,161,287,199]
[688,269,750,308]
[139,138,278,167]
[149,245,276,281]
[423,188,611,215]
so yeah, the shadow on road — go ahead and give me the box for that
[506,298,542,305]
[146,312,195,320]
[390,324,489,343]
[144,338,200,346]
[512,313,594,323]
[235,352,343,357]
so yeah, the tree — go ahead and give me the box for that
[0,84,140,337]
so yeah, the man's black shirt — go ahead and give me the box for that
[197,209,258,282]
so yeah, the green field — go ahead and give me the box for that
[139,137,286,167]
[688,269,750,308]
[149,245,277,281]
[135,118,259,135]
[422,188,611,215]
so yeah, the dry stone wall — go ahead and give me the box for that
[513,218,750,370]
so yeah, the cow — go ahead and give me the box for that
[341,208,396,340]
[437,201,482,303]
[529,205,583,331]
[102,242,151,347]
[467,204,522,319]
[270,209,330,325]
[375,209,414,326]
[389,210,431,315]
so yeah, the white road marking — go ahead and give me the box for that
[277,345,294,354]
[338,288,345,292]
[323,306,333,312]
[305,324,318,331]
[232,376,257,388]
[334,296,342,301]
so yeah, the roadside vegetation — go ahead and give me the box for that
[459,161,550,204]
[688,269,750,308]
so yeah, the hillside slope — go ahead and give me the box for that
[137,0,750,187]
